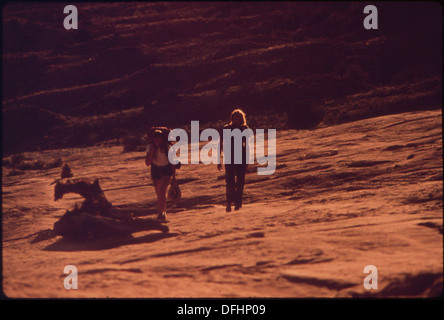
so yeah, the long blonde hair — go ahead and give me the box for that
[230,109,247,126]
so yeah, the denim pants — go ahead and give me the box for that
[225,164,247,207]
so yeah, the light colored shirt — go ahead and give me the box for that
[146,144,172,166]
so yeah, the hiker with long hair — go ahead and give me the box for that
[218,109,250,212]
[145,128,176,220]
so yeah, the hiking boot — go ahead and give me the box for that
[226,202,232,212]
[157,212,166,221]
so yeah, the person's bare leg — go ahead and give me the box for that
[158,175,171,219]
[153,180,163,216]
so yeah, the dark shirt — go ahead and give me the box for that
[220,123,250,165]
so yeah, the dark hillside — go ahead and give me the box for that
[2,2,442,155]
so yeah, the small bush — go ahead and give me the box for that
[17,160,45,170]
[286,100,324,130]
[122,135,145,153]
[45,158,63,169]
[11,154,25,166]
[4,154,63,171]
[8,169,24,176]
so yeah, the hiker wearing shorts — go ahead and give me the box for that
[145,128,175,220]
[218,109,250,212]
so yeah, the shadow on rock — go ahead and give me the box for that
[110,204,159,218]
[43,232,179,251]
[348,272,443,298]
[53,210,168,239]
[172,195,224,211]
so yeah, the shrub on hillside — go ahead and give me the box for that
[122,135,145,153]
[286,100,324,130]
